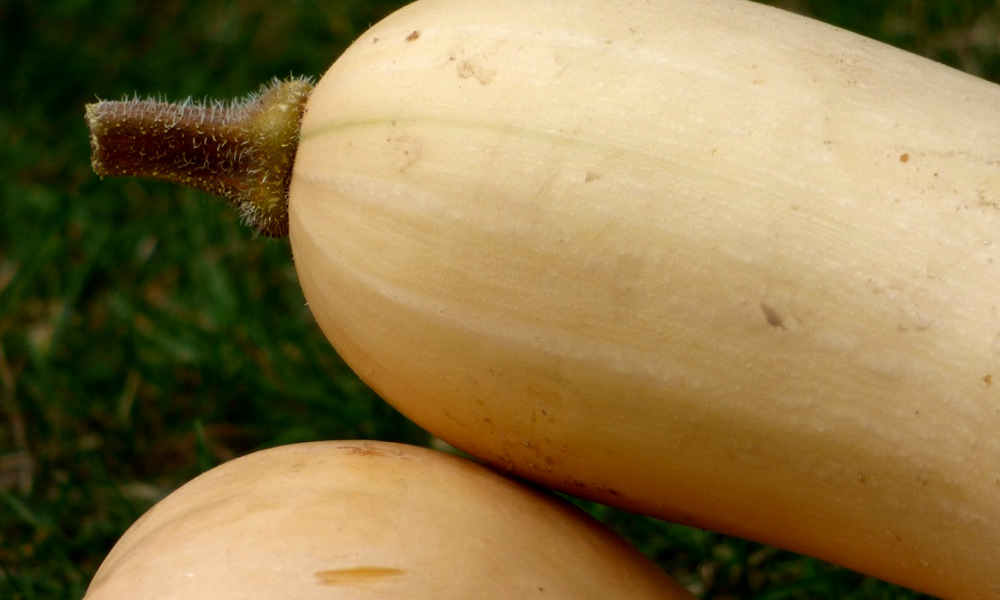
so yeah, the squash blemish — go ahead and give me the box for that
[760,303,784,329]
[315,567,406,585]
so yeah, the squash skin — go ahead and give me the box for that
[288,0,1000,597]
[83,441,689,599]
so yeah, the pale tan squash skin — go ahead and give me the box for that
[84,441,688,599]
[288,0,1000,597]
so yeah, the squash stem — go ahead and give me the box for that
[85,77,313,238]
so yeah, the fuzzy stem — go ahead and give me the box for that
[85,78,313,238]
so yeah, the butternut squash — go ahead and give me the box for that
[85,0,1000,597]
[83,441,690,599]
[288,1,1000,598]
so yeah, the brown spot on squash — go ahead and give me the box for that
[760,303,784,329]
[315,567,405,585]
[456,60,496,85]
[405,31,420,42]
[341,444,402,459]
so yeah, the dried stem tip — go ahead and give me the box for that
[85,78,313,238]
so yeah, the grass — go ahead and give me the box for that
[1,0,997,598]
